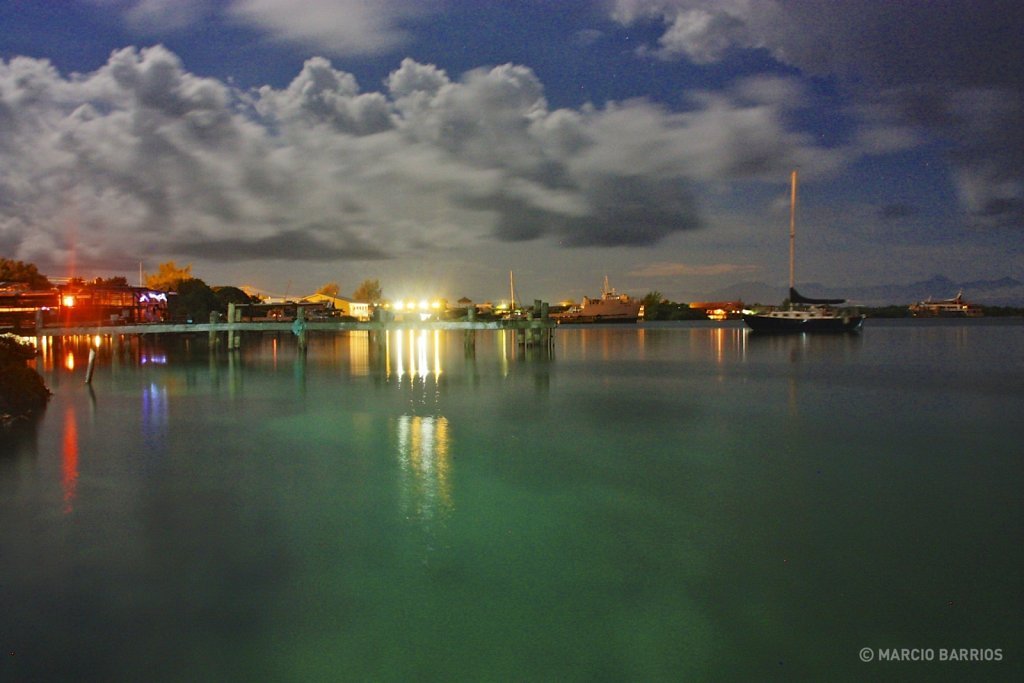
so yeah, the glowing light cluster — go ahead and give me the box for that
[389,299,444,312]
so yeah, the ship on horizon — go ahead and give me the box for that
[909,290,983,317]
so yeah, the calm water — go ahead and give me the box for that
[2,321,1022,681]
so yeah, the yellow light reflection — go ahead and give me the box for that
[707,327,744,366]
[384,328,445,381]
[395,415,452,521]
[713,327,725,365]
[34,336,53,372]
[433,329,442,378]
[499,330,510,376]
[394,329,405,378]
[64,351,75,372]
[416,329,428,379]
[348,330,370,377]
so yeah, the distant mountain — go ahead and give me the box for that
[708,275,1024,306]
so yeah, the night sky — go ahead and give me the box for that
[1,1,1021,303]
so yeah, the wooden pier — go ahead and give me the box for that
[23,300,557,351]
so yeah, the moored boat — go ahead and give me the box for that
[742,290,865,333]
[742,170,864,334]
[909,290,982,317]
[552,277,642,324]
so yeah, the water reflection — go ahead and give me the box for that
[28,329,562,389]
[347,331,371,377]
[705,326,745,365]
[61,405,79,514]
[741,329,864,363]
[394,414,452,523]
[564,327,637,361]
[386,329,444,382]
[141,382,169,460]
[741,330,865,418]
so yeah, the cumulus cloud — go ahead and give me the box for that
[104,0,440,55]
[88,0,212,33]
[227,0,436,56]
[0,46,845,272]
[611,0,1024,229]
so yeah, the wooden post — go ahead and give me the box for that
[541,301,553,349]
[209,310,219,348]
[528,301,542,346]
[294,306,307,350]
[85,347,97,384]
[226,303,236,350]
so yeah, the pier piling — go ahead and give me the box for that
[209,311,219,348]
[292,306,307,350]
[85,347,96,384]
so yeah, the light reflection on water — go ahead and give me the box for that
[60,404,78,514]
[2,321,1023,680]
[395,414,452,523]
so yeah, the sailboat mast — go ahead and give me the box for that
[789,169,798,293]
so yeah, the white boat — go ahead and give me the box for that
[742,170,864,334]
[909,290,983,317]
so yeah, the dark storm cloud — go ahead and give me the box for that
[462,175,702,247]
[613,0,1024,229]
[172,228,387,262]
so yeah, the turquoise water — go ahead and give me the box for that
[2,321,1022,681]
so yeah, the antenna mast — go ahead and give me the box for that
[789,169,798,292]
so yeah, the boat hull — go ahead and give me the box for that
[743,313,864,334]
[551,283,642,324]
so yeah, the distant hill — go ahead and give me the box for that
[708,275,1024,307]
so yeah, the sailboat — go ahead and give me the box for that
[742,170,865,333]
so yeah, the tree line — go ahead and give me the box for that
[1,258,384,323]
[638,291,716,321]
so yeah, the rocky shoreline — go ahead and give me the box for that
[0,335,51,429]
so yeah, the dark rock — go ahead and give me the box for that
[0,336,51,427]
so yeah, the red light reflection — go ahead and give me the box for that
[62,407,79,514]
